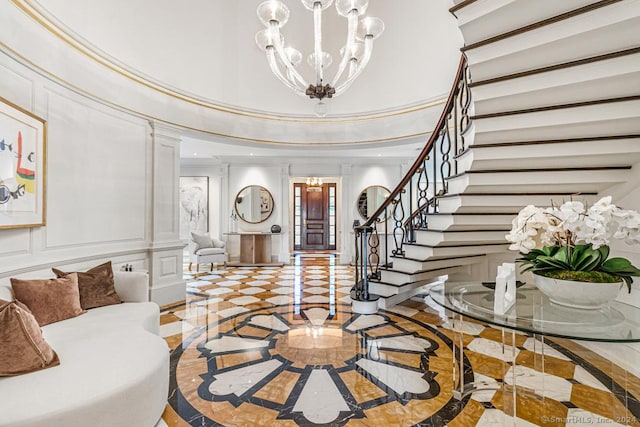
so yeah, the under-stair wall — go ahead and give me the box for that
[450,0,640,375]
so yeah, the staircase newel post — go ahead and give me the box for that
[384,207,389,268]
[361,226,369,300]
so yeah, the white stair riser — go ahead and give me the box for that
[464,4,639,79]
[426,214,522,231]
[403,243,509,260]
[370,271,456,297]
[377,281,443,310]
[456,0,592,42]
[473,63,640,116]
[447,169,629,195]
[388,256,486,276]
[437,194,574,214]
[458,139,640,172]
[415,230,508,246]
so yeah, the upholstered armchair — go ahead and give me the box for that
[188,232,228,273]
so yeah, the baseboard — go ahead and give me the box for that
[150,279,186,306]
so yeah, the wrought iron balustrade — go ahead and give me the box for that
[351,55,472,303]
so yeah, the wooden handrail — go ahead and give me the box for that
[363,55,468,228]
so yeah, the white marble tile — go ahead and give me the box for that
[368,335,433,353]
[565,408,625,426]
[385,305,419,317]
[216,280,241,287]
[304,307,330,326]
[305,274,326,280]
[441,319,485,336]
[266,295,294,305]
[307,266,324,270]
[225,274,249,280]
[302,295,330,303]
[476,409,537,427]
[253,274,275,280]
[194,297,224,306]
[198,274,221,281]
[239,287,265,295]
[173,306,210,320]
[346,315,387,331]
[336,286,353,294]
[249,315,289,331]
[186,280,211,288]
[246,280,270,287]
[303,286,328,294]
[229,296,261,306]
[522,338,571,361]
[339,295,353,304]
[467,337,520,362]
[205,336,270,354]
[469,373,498,402]
[182,274,194,280]
[503,365,572,401]
[209,359,282,397]
[293,369,350,424]
[305,279,328,286]
[279,275,297,280]
[336,280,354,286]
[356,359,430,394]
[335,274,353,279]
[276,280,295,287]
[573,365,610,392]
[159,321,195,338]
[206,288,233,296]
[271,287,294,295]
[215,306,249,319]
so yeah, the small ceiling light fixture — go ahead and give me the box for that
[305,176,323,191]
[255,0,384,116]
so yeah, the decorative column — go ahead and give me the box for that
[148,122,185,305]
[279,163,291,263]
[340,163,353,265]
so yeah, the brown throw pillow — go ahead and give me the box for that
[0,299,60,376]
[11,273,84,326]
[52,261,121,310]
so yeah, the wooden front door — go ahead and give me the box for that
[294,183,336,250]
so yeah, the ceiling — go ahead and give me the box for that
[25,0,464,158]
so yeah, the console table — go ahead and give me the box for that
[429,281,640,404]
[225,232,283,267]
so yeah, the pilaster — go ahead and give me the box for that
[340,164,353,265]
[148,121,185,305]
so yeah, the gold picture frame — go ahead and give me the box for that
[0,96,47,229]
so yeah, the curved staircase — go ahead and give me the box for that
[354,0,640,309]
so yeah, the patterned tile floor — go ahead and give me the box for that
[160,255,640,426]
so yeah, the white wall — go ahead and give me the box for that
[180,159,407,264]
[0,50,184,305]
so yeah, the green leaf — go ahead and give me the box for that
[537,256,571,270]
[602,258,632,271]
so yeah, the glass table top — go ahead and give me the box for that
[429,281,640,342]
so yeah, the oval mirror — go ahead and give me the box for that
[357,185,390,220]
[235,185,274,224]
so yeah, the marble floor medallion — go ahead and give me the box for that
[166,255,640,426]
[168,302,466,426]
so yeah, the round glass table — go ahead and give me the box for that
[428,281,640,405]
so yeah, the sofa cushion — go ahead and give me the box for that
[195,247,226,256]
[191,231,213,251]
[212,237,226,248]
[0,299,60,377]
[10,273,85,326]
[52,261,122,310]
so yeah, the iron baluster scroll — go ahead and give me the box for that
[351,55,471,305]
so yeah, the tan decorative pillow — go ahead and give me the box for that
[11,273,84,326]
[0,299,60,376]
[52,261,121,310]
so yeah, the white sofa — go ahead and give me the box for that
[0,271,169,427]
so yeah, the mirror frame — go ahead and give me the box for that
[357,185,391,221]
[234,185,275,224]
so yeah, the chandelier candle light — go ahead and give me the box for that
[255,0,385,116]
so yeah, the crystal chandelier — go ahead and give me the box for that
[255,0,384,116]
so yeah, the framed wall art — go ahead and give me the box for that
[179,176,209,240]
[0,97,46,229]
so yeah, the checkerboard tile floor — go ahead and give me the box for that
[159,255,640,426]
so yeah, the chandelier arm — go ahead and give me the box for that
[313,2,323,86]
[330,9,358,87]
[333,35,373,97]
[270,22,309,88]
[266,47,307,96]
